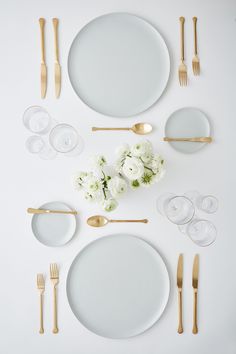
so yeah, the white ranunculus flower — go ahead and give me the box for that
[108,176,127,198]
[84,176,102,194]
[102,198,118,212]
[122,157,144,180]
[90,155,107,170]
[84,191,96,202]
[153,166,166,182]
[141,152,153,164]
[131,140,152,158]
[116,143,130,157]
[146,154,164,173]
[72,171,92,190]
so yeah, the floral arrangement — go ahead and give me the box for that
[72,140,165,212]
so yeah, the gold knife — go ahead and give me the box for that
[39,18,47,98]
[192,254,199,334]
[177,254,183,334]
[27,208,77,215]
[52,18,61,98]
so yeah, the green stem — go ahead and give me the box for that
[144,166,154,173]
[102,188,107,199]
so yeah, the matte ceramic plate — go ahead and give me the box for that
[68,13,170,117]
[31,202,77,247]
[67,234,170,338]
[165,107,211,153]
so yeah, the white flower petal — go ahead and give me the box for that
[122,157,144,180]
[108,176,127,198]
[102,198,118,212]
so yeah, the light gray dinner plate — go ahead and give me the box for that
[67,234,170,338]
[68,13,170,117]
[165,107,211,153]
[31,201,77,247]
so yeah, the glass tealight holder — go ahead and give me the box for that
[49,123,84,156]
[23,106,52,134]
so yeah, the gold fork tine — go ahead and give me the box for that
[50,263,59,278]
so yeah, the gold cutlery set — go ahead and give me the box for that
[27,208,148,227]
[32,13,208,340]
[36,263,59,334]
[39,18,61,98]
[177,254,199,334]
[179,17,200,86]
[92,122,212,143]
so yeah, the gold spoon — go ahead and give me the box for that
[27,208,77,215]
[164,137,212,143]
[92,123,153,135]
[87,215,148,227]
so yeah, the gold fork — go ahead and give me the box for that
[50,263,59,333]
[192,17,200,75]
[179,17,187,86]
[37,274,45,334]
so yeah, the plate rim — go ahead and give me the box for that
[31,201,77,247]
[66,233,170,339]
[165,106,211,154]
[67,12,170,118]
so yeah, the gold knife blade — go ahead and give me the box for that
[39,18,47,99]
[41,63,47,98]
[192,254,199,289]
[55,62,61,98]
[177,254,183,334]
[53,18,61,98]
[192,254,199,334]
[177,254,183,289]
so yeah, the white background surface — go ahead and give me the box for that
[0,0,235,353]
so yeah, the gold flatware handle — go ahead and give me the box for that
[179,17,185,61]
[109,219,148,223]
[27,208,77,215]
[192,290,198,334]
[39,18,46,64]
[52,18,59,63]
[39,293,44,334]
[92,127,131,131]
[53,286,59,334]
[178,289,183,334]
[193,17,198,55]
[164,137,212,143]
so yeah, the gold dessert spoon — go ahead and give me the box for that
[92,123,153,135]
[87,215,148,227]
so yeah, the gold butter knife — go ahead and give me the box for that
[52,18,61,98]
[164,137,212,143]
[192,254,199,334]
[27,208,77,215]
[39,18,47,98]
[177,254,183,334]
